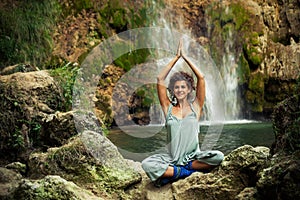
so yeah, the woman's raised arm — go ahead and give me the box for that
[157,41,182,116]
[181,52,205,116]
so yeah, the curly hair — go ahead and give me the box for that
[168,71,195,92]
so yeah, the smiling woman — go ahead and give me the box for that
[141,39,224,187]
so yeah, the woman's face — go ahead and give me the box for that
[173,80,191,101]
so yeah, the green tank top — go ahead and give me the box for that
[166,104,201,165]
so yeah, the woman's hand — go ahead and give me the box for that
[176,39,183,57]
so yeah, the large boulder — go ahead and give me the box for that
[27,130,142,199]
[0,70,77,163]
[171,145,269,200]
[255,94,300,200]
[13,175,101,200]
[256,151,300,200]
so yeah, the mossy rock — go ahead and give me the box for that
[248,72,264,93]
[245,72,265,112]
[243,32,263,70]
[13,175,101,200]
[0,71,65,162]
[237,54,250,84]
[28,131,141,198]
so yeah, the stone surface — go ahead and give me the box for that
[0,70,65,162]
[255,94,300,200]
[0,167,22,199]
[256,151,300,199]
[5,162,26,175]
[171,145,269,200]
[27,130,142,199]
[41,111,77,147]
[0,70,80,164]
[13,175,101,200]
[271,94,300,154]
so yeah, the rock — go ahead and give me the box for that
[5,162,26,175]
[95,65,125,125]
[256,151,300,199]
[236,187,258,200]
[271,95,300,154]
[0,167,22,199]
[27,130,142,199]
[255,94,300,199]
[13,175,101,200]
[171,145,269,200]
[40,111,77,147]
[0,64,39,75]
[123,161,173,200]
[0,70,65,162]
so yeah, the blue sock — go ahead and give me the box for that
[174,166,196,179]
[154,165,196,187]
[184,161,194,170]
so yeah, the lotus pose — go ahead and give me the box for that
[141,40,224,187]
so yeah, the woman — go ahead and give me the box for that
[141,40,224,187]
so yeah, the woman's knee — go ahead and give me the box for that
[211,150,224,165]
[141,159,150,170]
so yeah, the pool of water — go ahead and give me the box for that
[107,121,275,162]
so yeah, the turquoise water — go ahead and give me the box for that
[107,121,275,161]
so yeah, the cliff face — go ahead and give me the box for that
[169,0,300,118]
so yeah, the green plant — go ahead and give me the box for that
[50,62,80,111]
[8,130,25,149]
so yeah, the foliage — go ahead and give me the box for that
[49,62,80,111]
[243,32,263,70]
[245,72,265,112]
[0,0,61,68]
[114,49,151,72]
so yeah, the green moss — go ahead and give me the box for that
[114,49,151,72]
[243,32,263,70]
[249,72,264,92]
[237,54,250,84]
[230,3,249,31]
[0,0,61,68]
[206,1,252,66]
[246,72,265,112]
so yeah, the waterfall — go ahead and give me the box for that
[220,29,240,120]
[148,0,240,121]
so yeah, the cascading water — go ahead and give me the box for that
[147,0,240,122]
[220,29,240,120]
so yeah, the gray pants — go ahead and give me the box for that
[142,150,224,181]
